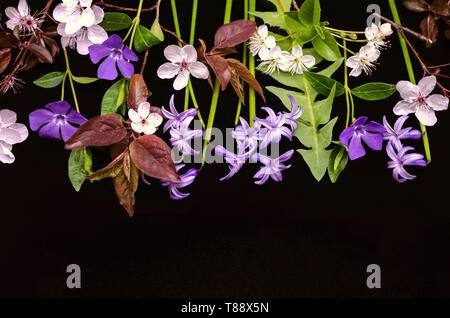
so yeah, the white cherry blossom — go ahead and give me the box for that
[248,25,276,59]
[53,0,99,35]
[5,0,41,34]
[346,44,380,77]
[365,23,393,49]
[128,102,163,135]
[258,46,289,75]
[280,46,315,74]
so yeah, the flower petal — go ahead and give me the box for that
[80,7,96,27]
[0,109,17,125]
[393,100,417,115]
[417,76,436,97]
[157,63,180,79]
[91,5,104,24]
[60,123,78,142]
[97,56,118,80]
[52,4,69,23]
[131,122,144,134]
[147,113,163,127]
[29,109,54,131]
[415,106,437,126]
[339,127,354,147]
[38,123,61,140]
[0,142,15,164]
[117,58,134,79]
[164,45,183,63]
[257,25,268,38]
[396,80,420,101]
[188,61,209,79]
[6,123,28,143]
[102,34,123,49]
[66,110,87,125]
[348,135,365,160]
[364,120,386,133]
[426,94,449,111]
[45,101,71,114]
[362,132,383,151]
[88,44,111,64]
[128,109,140,123]
[173,70,190,90]
[182,45,198,64]
[87,24,108,44]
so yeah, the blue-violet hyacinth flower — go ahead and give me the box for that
[386,143,427,183]
[383,115,421,151]
[161,164,198,200]
[170,116,203,155]
[251,150,294,185]
[29,101,87,142]
[232,117,265,153]
[161,94,197,133]
[88,34,138,80]
[214,145,247,181]
[282,94,302,132]
[339,116,386,160]
[254,107,292,149]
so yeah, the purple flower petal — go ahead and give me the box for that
[45,101,71,114]
[362,132,384,151]
[60,123,78,142]
[122,45,138,61]
[353,116,368,126]
[88,44,111,64]
[364,120,386,133]
[339,127,355,147]
[117,58,134,78]
[38,123,61,140]
[66,110,87,125]
[102,34,123,49]
[348,135,365,160]
[29,109,54,131]
[97,56,118,80]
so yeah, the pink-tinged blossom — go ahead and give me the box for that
[157,45,209,90]
[161,164,198,200]
[382,115,421,151]
[251,150,294,185]
[393,76,448,126]
[0,109,28,164]
[386,143,426,183]
[161,94,197,133]
[254,107,292,149]
[53,0,99,35]
[5,0,42,34]
[128,102,163,135]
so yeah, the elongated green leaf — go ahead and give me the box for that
[101,78,129,115]
[72,75,98,84]
[249,11,287,29]
[100,12,133,31]
[299,0,321,26]
[68,148,92,192]
[267,0,292,12]
[328,145,348,183]
[134,21,164,53]
[312,29,341,61]
[33,72,64,88]
[351,82,396,101]
[304,71,345,97]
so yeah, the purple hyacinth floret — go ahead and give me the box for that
[161,164,198,200]
[161,94,197,133]
[170,116,203,155]
[282,94,302,132]
[339,116,386,160]
[254,107,292,149]
[214,145,247,181]
[386,143,427,183]
[88,34,138,80]
[232,117,266,154]
[29,101,87,142]
[383,115,421,151]
[251,150,294,185]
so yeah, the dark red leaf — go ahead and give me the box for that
[129,134,180,183]
[445,28,450,39]
[431,0,450,17]
[209,47,238,57]
[229,67,245,104]
[212,19,256,50]
[205,55,231,90]
[420,14,439,47]
[127,74,148,110]
[403,0,429,12]
[43,36,60,58]
[43,25,59,37]
[110,136,131,160]
[65,114,127,150]
[24,43,53,63]
[0,48,12,74]
[112,157,139,217]
[196,38,207,60]
[18,53,39,72]
[86,151,126,181]
[227,58,266,102]
[0,29,19,49]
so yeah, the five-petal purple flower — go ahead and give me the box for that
[386,143,427,183]
[29,101,87,142]
[88,34,138,80]
[383,115,421,151]
[161,164,198,200]
[339,116,386,160]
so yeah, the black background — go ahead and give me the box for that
[0,0,449,298]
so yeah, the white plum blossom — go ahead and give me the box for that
[157,45,209,90]
[53,0,100,35]
[393,76,448,126]
[57,6,107,55]
[259,46,288,75]
[128,102,163,135]
[4,0,42,34]
[346,44,380,77]
[248,25,276,59]
[0,109,28,164]
[280,46,315,74]
[365,23,393,49]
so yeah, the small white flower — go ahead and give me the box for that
[128,102,163,135]
[280,46,315,74]
[346,44,380,77]
[57,6,107,55]
[248,25,276,59]
[53,0,99,35]
[393,76,448,126]
[157,45,209,91]
[365,23,393,49]
[5,0,42,34]
[0,109,28,164]
[258,46,288,75]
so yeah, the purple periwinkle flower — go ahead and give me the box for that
[161,164,198,200]
[383,115,421,151]
[29,101,87,142]
[339,116,386,160]
[282,94,302,132]
[232,117,265,153]
[88,34,138,80]
[386,143,427,183]
[214,145,247,181]
[254,107,292,149]
[251,150,294,185]
[161,94,197,133]
[170,116,203,155]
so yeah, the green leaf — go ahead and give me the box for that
[267,0,292,12]
[328,145,348,183]
[315,25,325,39]
[270,32,292,51]
[72,75,98,84]
[298,0,321,26]
[249,11,287,29]
[312,29,341,61]
[304,71,345,97]
[100,12,133,31]
[134,21,164,53]
[101,78,129,115]
[318,57,343,77]
[68,149,92,192]
[303,48,323,65]
[33,72,65,88]
[351,82,397,101]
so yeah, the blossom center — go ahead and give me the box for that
[417,96,427,105]
[54,114,67,126]
[111,48,123,60]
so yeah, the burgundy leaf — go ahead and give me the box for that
[229,67,245,104]
[43,25,59,37]
[0,48,12,74]
[112,157,139,217]
[86,151,126,181]
[24,43,53,63]
[205,55,231,90]
[227,58,266,102]
[402,0,429,12]
[129,134,180,183]
[0,29,19,49]
[110,136,131,160]
[420,14,439,47]
[431,0,450,17]
[212,19,256,50]
[65,114,127,150]
[127,74,148,110]
[43,36,60,58]
[209,47,238,57]
[18,53,39,72]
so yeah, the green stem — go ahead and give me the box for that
[343,40,351,128]
[348,89,356,122]
[388,0,431,163]
[170,0,182,46]
[336,41,356,55]
[184,0,199,111]
[122,17,136,42]
[129,0,144,48]
[202,0,233,164]
[248,0,256,127]
[329,32,368,43]
[325,26,365,34]
[63,49,79,113]
[61,71,68,101]
[188,81,205,128]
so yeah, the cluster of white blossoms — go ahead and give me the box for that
[346,23,393,77]
[249,25,316,75]
[53,0,108,55]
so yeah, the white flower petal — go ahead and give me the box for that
[0,142,15,164]
[418,76,436,97]
[264,35,276,49]
[147,113,163,127]
[393,100,417,115]
[349,66,362,77]
[346,56,360,68]
[426,94,449,111]
[5,7,20,20]
[65,15,83,34]
[53,4,70,23]
[138,102,150,119]
[291,45,303,58]
[182,45,198,64]
[6,19,20,31]
[6,123,28,143]
[188,62,209,79]
[76,39,92,55]
[302,55,315,69]
[80,7,96,27]
[142,124,156,135]
[0,127,22,144]
[0,109,17,125]
[380,23,393,36]
[80,0,93,7]
[164,45,183,63]
[87,24,108,44]
[396,80,420,101]
[18,0,30,17]
[157,62,180,79]
[415,106,437,126]
[173,70,190,90]
[258,47,270,60]
[257,25,268,38]
[92,5,105,24]
[128,109,140,123]
[131,122,144,134]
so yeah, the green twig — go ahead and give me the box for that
[343,40,351,128]
[129,0,144,48]
[63,49,79,113]
[248,0,256,127]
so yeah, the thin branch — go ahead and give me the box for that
[374,13,432,44]
[160,25,188,46]
[140,49,149,75]
[97,1,159,12]
[292,0,300,11]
